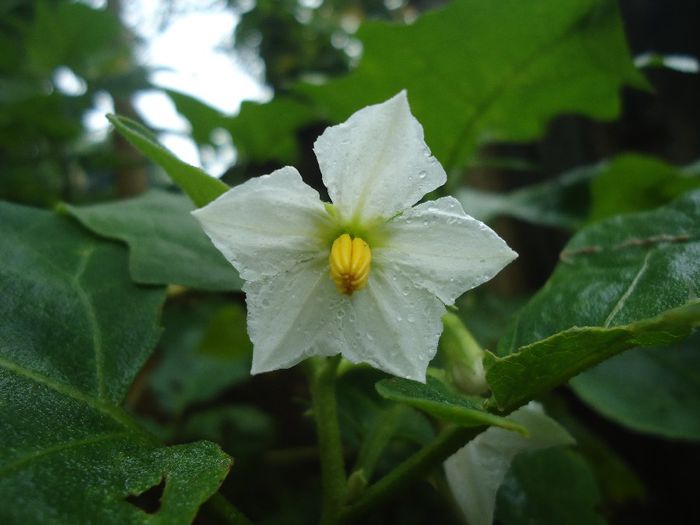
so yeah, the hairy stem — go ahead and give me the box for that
[309,356,346,524]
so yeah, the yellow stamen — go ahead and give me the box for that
[329,233,372,295]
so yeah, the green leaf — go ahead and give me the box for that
[150,301,252,416]
[62,190,242,291]
[544,401,646,504]
[376,377,526,433]
[26,2,121,78]
[588,154,700,223]
[445,402,574,525]
[496,448,605,525]
[571,332,700,440]
[457,165,595,230]
[487,304,700,411]
[458,154,700,230]
[337,369,435,481]
[107,114,229,207]
[338,370,434,448]
[166,89,228,147]
[487,191,700,410]
[0,202,231,523]
[297,0,646,175]
[180,405,275,459]
[223,97,316,164]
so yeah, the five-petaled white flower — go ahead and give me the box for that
[193,91,517,381]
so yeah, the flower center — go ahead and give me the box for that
[329,233,372,295]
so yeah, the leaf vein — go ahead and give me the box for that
[71,246,106,400]
[0,356,144,435]
[0,432,130,476]
[603,251,652,327]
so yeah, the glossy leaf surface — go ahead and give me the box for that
[488,191,700,409]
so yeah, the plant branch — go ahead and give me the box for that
[338,425,482,523]
[205,493,254,525]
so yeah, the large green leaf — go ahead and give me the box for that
[297,0,646,175]
[588,154,700,222]
[150,301,252,417]
[487,191,700,410]
[165,89,228,147]
[0,202,231,523]
[166,91,316,165]
[457,154,700,230]
[496,448,605,525]
[26,2,121,78]
[223,97,315,165]
[107,114,229,207]
[457,165,594,230]
[63,190,242,291]
[571,333,700,440]
[376,377,526,433]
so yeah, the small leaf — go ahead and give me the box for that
[337,369,435,477]
[0,202,231,523]
[107,114,229,207]
[376,377,526,433]
[571,332,700,440]
[63,190,242,290]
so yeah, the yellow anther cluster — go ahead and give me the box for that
[329,233,372,295]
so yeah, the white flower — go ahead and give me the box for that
[444,403,575,525]
[193,91,516,381]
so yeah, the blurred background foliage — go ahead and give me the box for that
[1,0,699,523]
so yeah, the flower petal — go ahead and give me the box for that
[444,403,575,525]
[339,266,446,381]
[246,257,344,374]
[192,167,330,282]
[314,91,446,223]
[376,197,517,305]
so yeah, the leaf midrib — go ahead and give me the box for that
[444,2,616,173]
[13,230,108,400]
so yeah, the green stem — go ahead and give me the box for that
[309,356,346,525]
[205,493,255,525]
[352,404,405,482]
[338,425,482,523]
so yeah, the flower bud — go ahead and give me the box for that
[439,312,489,395]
